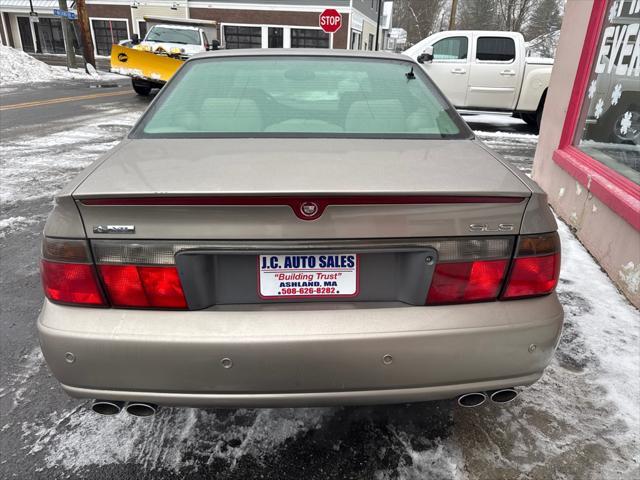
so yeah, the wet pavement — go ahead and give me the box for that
[1,85,638,479]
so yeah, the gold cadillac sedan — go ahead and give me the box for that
[38,50,563,417]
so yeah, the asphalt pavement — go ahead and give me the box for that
[0,77,145,137]
[1,81,637,480]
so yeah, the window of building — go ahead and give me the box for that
[17,16,35,53]
[432,36,468,60]
[291,29,329,48]
[38,17,65,54]
[476,37,515,62]
[268,27,283,48]
[224,25,261,49]
[351,30,361,50]
[575,3,639,184]
[138,21,148,39]
[91,19,128,56]
[368,33,374,50]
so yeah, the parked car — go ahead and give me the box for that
[38,49,563,417]
[404,31,553,130]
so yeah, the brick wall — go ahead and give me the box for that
[190,8,349,49]
[86,4,133,37]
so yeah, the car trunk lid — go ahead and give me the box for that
[74,138,530,240]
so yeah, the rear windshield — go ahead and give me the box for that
[135,56,470,139]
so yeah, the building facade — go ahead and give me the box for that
[0,0,385,56]
[532,0,640,306]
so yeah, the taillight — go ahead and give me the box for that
[427,259,509,304]
[426,238,513,305]
[41,237,188,309]
[91,240,187,309]
[98,265,186,309]
[40,238,106,306]
[426,232,560,305]
[502,232,560,299]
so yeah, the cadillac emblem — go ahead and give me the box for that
[300,201,319,218]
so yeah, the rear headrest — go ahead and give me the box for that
[345,99,406,133]
[200,98,263,132]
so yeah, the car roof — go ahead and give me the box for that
[189,48,415,62]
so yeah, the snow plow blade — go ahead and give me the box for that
[110,45,184,84]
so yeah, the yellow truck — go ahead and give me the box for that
[110,16,218,95]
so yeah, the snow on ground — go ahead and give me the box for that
[0,215,44,238]
[461,113,540,176]
[0,45,119,86]
[453,219,639,479]
[0,108,140,207]
[477,132,538,176]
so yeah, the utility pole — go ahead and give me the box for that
[28,0,39,53]
[449,0,458,30]
[374,0,382,51]
[57,0,77,69]
[75,0,95,69]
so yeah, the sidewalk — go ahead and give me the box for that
[30,53,111,72]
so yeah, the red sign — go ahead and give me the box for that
[319,9,342,34]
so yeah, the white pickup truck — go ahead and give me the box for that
[404,31,553,129]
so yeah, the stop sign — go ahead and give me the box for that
[319,9,342,34]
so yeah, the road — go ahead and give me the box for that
[0,80,638,480]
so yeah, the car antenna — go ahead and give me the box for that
[405,66,415,80]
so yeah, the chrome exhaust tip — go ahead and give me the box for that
[91,400,125,415]
[457,392,487,408]
[490,388,518,404]
[125,402,158,417]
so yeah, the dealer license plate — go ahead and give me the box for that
[258,254,359,298]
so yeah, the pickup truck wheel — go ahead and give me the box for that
[521,113,538,128]
[521,112,541,133]
[132,80,152,96]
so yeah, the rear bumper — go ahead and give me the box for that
[38,295,564,407]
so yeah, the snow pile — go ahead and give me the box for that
[0,45,111,86]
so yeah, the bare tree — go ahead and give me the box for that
[457,0,501,30]
[525,0,563,40]
[393,0,447,45]
[495,0,537,32]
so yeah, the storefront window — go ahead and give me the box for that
[38,17,66,54]
[224,25,261,49]
[351,30,362,50]
[17,17,35,53]
[91,19,128,56]
[138,21,148,39]
[291,29,329,48]
[576,0,640,184]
